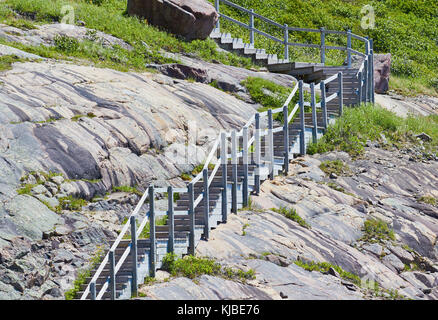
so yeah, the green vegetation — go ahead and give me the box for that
[360,218,396,243]
[210,0,438,96]
[272,206,310,229]
[307,104,438,158]
[241,223,250,236]
[294,260,362,286]
[0,0,255,72]
[319,160,351,177]
[122,215,168,240]
[417,196,437,206]
[58,196,88,212]
[65,246,105,300]
[112,185,143,196]
[161,253,256,282]
[191,163,215,176]
[0,54,27,71]
[71,112,96,122]
[17,183,36,195]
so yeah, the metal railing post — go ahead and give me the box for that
[149,186,156,277]
[220,132,228,222]
[215,0,220,31]
[203,168,210,240]
[358,71,363,105]
[320,80,328,130]
[320,27,326,65]
[368,53,373,103]
[188,183,195,255]
[167,186,174,253]
[347,29,352,67]
[130,216,138,296]
[338,72,343,115]
[299,81,306,156]
[311,83,318,144]
[109,250,116,300]
[90,281,96,300]
[283,104,289,174]
[268,109,274,180]
[370,39,375,103]
[254,113,261,195]
[231,130,237,214]
[363,58,368,103]
[249,9,255,45]
[284,24,289,61]
[242,127,249,207]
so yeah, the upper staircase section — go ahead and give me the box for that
[211,0,375,104]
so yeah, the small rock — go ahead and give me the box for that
[54,225,71,236]
[327,267,340,278]
[362,243,383,257]
[329,172,338,179]
[31,184,49,195]
[382,254,405,273]
[279,291,288,299]
[50,175,64,185]
[415,133,432,142]
[76,20,86,27]
[44,287,63,298]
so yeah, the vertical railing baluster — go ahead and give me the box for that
[347,29,352,68]
[363,58,368,103]
[167,186,174,253]
[149,186,156,277]
[203,168,210,240]
[231,130,237,214]
[368,53,373,103]
[220,132,227,223]
[188,183,195,255]
[284,24,289,61]
[109,250,116,300]
[215,0,220,31]
[283,104,289,174]
[370,39,375,104]
[254,113,261,195]
[249,9,254,46]
[299,80,306,156]
[242,127,249,207]
[320,27,326,65]
[358,71,363,105]
[90,281,96,300]
[268,109,274,180]
[320,80,328,130]
[130,216,138,297]
[311,83,318,144]
[338,72,343,115]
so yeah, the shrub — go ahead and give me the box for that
[360,218,396,243]
[272,207,310,229]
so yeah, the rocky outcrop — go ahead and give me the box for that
[374,54,391,94]
[127,0,218,40]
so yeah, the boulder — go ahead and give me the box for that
[373,53,391,94]
[127,0,218,40]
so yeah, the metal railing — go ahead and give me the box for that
[214,0,372,68]
[80,69,345,300]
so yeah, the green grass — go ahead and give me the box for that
[294,260,362,287]
[161,253,256,282]
[0,0,256,72]
[112,185,143,196]
[123,215,168,240]
[307,104,438,158]
[58,195,88,212]
[360,218,396,243]
[272,206,310,229]
[209,0,438,96]
[319,160,351,177]
[0,54,28,71]
[65,246,105,300]
[418,196,437,206]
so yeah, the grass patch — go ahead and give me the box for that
[17,183,36,195]
[241,223,250,236]
[161,253,256,282]
[0,54,27,71]
[57,196,88,212]
[64,245,105,300]
[272,206,310,229]
[319,160,351,177]
[295,260,362,286]
[360,218,396,243]
[417,196,437,206]
[307,104,438,158]
[112,185,143,196]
